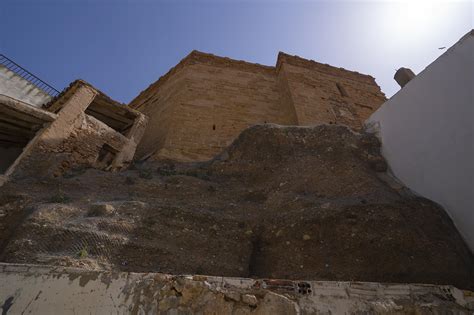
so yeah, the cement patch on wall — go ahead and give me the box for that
[0,263,472,314]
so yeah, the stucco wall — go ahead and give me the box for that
[0,65,52,107]
[366,31,474,251]
[130,51,385,162]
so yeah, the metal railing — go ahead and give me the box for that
[0,54,60,97]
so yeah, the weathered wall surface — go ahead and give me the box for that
[164,62,292,161]
[1,82,147,182]
[130,64,198,160]
[1,263,472,314]
[366,31,474,251]
[131,53,294,161]
[0,65,52,107]
[7,85,114,178]
[0,94,57,180]
[277,53,386,129]
[130,51,385,162]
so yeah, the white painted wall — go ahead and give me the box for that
[0,65,52,107]
[367,30,474,251]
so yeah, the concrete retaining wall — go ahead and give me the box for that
[0,65,52,107]
[0,263,472,314]
[366,30,474,251]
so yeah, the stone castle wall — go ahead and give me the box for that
[130,51,386,161]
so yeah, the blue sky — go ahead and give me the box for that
[1,0,472,103]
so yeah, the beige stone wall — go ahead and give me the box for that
[276,53,386,130]
[130,67,192,160]
[163,65,292,161]
[131,53,292,161]
[130,51,386,162]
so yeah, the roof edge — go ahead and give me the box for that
[276,51,377,84]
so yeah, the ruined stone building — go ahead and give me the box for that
[130,51,386,161]
[0,50,386,180]
[0,72,147,185]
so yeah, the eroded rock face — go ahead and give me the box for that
[0,124,473,290]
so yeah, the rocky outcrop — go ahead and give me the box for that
[0,124,472,291]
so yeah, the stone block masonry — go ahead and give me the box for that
[130,50,386,162]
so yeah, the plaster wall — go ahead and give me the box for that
[0,65,52,107]
[367,31,474,251]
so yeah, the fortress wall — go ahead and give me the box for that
[276,53,386,130]
[159,62,287,161]
[132,52,289,162]
[130,51,386,162]
[131,68,190,160]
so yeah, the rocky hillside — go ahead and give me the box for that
[0,124,472,290]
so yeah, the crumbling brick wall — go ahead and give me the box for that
[130,51,386,162]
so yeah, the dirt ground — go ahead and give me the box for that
[0,124,472,290]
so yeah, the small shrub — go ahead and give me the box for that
[63,166,87,179]
[139,169,153,180]
[184,169,210,181]
[157,166,176,176]
[49,192,71,203]
[208,185,216,193]
[77,247,88,259]
[125,177,135,185]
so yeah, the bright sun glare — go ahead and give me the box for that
[381,0,460,45]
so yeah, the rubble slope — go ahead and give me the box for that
[0,124,472,290]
